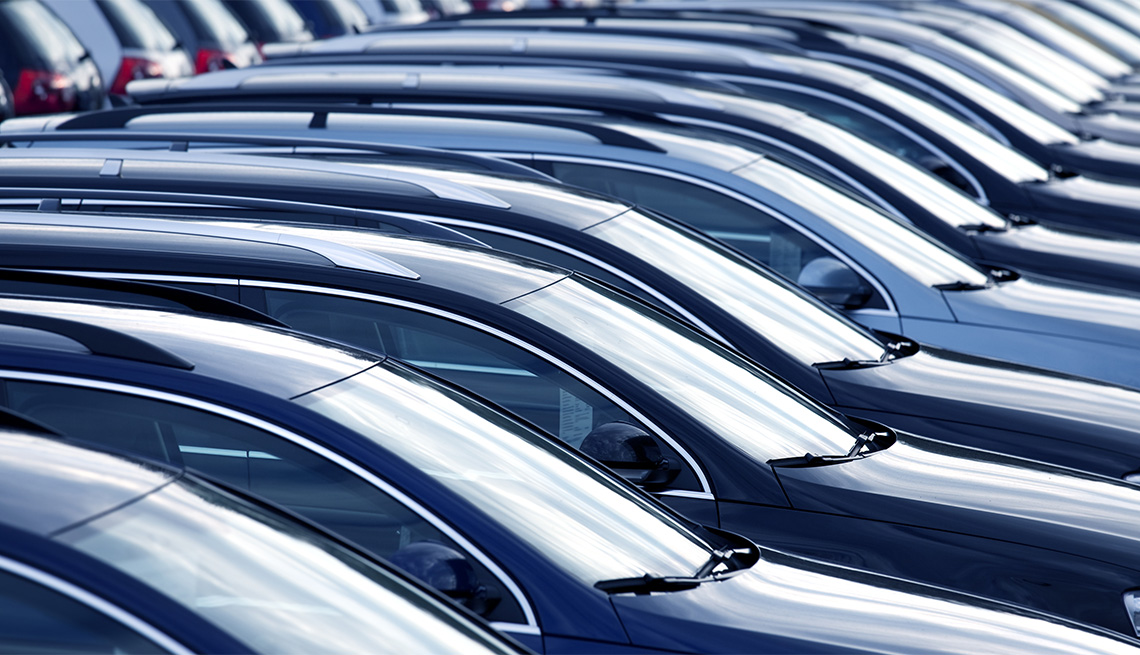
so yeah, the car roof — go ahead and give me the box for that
[0,427,175,535]
[0,147,511,208]
[0,144,639,230]
[0,210,572,304]
[0,291,381,399]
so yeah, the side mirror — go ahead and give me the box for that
[581,421,680,491]
[798,257,872,309]
[390,541,501,617]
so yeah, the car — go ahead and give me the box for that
[16,134,1140,483]
[424,8,1140,177]
[0,418,530,654]
[11,212,1140,636]
[23,105,1140,389]
[0,0,105,115]
[143,0,262,73]
[0,282,1113,654]
[41,0,193,97]
[254,27,1140,242]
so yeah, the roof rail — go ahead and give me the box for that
[123,65,734,114]
[0,269,287,327]
[0,147,513,210]
[0,309,194,370]
[0,129,555,181]
[0,210,423,280]
[29,103,668,153]
[0,185,484,247]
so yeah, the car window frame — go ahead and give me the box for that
[0,367,541,639]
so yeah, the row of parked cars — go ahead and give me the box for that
[8,0,1140,652]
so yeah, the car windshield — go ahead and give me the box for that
[295,362,716,584]
[770,54,1049,184]
[55,476,515,655]
[946,21,1107,104]
[732,157,991,289]
[366,163,886,365]
[505,276,862,463]
[0,0,88,67]
[690,88,1011,232]
[586,207,889,365]
[831,32,1081,145]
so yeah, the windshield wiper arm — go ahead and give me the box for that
[594,573,703,594]
[813,357,887,370]
[934,280,989,290]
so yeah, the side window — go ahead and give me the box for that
[0,568,165,654]
[260,288,701,491]
[0,380,525,624]
[547,163,887,309]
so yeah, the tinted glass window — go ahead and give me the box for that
[182,0,249,48]
[0,568,165,654]
[0,380,524,624]
[97,0,178,51]
[0,0,87,67]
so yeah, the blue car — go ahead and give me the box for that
[0,418,528,655]
[4,287,1117,653]
[12,214,1140,636]
[255,25,1140,242]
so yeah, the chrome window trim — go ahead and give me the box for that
[522,155,898,316]
[378,211,734,347]
[0,369,540,632]
[659,113,909,221]
[813,52,1010,145]
[711,74,988,204]
[0,554,194,655]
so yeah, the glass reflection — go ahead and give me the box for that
[296,362,714,584]
[831,32,1079,145]
[507,277,860,461]
[774,54,1048,184]
[734,159,990,288]
[704,91,1012,232]
[585,209,887,365]
[57,478,514,655]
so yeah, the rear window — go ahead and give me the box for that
[0,0,87,69]
[181,0,250,49]
[97,0,178,51]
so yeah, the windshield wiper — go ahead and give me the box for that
[595,546,742,595]
[594,573,703,594]
[933,280,989,291]
[813,357,887,370]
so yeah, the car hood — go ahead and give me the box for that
[1054,135,1140,180]
[971,223,1140,293]
[821,346,1140,477]
[610,546,1138,654]
[775,432,1140,568]
[1025,175,1140,234]
[941,275,1140,352]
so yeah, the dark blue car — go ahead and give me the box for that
[10,214,1140,637]
[1,289,1113,653]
